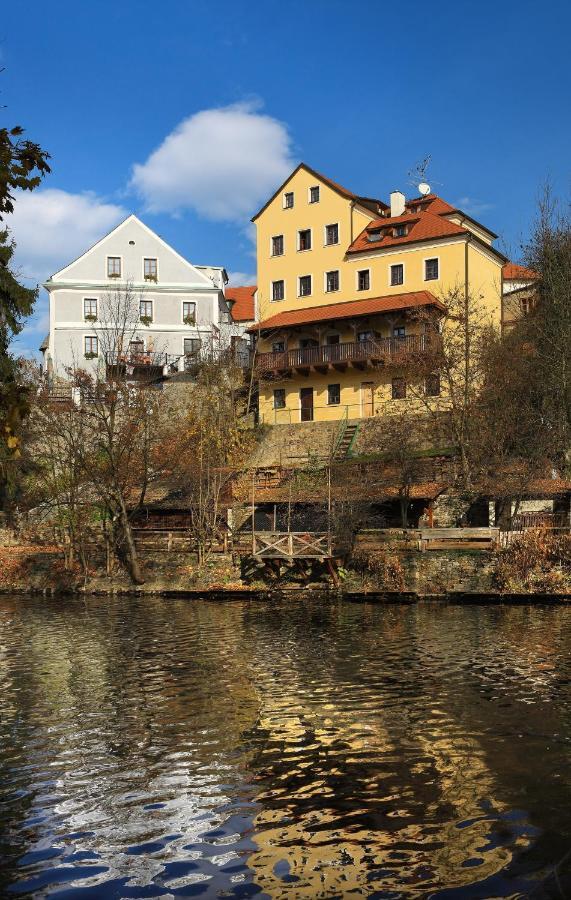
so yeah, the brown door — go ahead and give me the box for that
[300,387,314,422]
[361,381,375,417]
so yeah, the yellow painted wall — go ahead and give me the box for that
[347,239,468,304]
[255,167,376,319]
[259,367,434,425]
[254,165,504,424]
[467,241,503,326]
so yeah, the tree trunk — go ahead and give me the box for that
[116,496,145,584]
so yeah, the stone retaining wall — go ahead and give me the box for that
[398,549,494,594]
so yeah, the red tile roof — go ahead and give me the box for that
[406,194,457,215]
[503,263,538,281]
[347,209,467,254]
[226,285,256,322]
[250,291,445,332]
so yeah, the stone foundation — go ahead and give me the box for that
[399,550,494,594]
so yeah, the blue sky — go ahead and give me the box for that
[3,0,570,354]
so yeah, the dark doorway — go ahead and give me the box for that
[300,387,314,422]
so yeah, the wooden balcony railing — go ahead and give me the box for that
[255,334,438,373]
[106,351,170,368]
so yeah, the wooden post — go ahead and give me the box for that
[251,470,256,555]
[167,531,173,552]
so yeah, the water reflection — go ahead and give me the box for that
[0,597,570,897]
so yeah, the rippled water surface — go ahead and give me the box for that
[1,597,571,898]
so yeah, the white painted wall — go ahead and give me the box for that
[42,215,230,378]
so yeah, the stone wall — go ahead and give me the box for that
[398,549,494,595]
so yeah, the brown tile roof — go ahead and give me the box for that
[503,263,539,281]
[226,285,256,322]
[250,291,445,332]
[347,209,467,254]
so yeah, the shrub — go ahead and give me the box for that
[494,530,571,594]
[350,548,405,591]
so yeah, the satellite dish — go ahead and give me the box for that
[418,182,431,196]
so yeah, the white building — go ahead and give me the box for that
[41,214,232,379]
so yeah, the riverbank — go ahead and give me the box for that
[1,535,570,600]
[2,583,570,604]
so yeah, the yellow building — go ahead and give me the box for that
[248,163,508,424]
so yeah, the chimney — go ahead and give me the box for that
[390,190,406,218]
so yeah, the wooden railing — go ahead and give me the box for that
[255,334,437,372]
[106,351,172,368]
[252,531,332,559]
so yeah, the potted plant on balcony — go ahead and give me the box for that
[140,315,153,327]
[84,352,98,360]
[144,274,158,283]
[108,272,121,279]
[84,313,97,322]
[183,314,195,326]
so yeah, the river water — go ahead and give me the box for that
[1,596,571,899]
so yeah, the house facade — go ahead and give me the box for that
[501,262,539,330]
[247,163,509,424]
[41,215,232,380]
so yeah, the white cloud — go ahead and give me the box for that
[130,101,295,221]
[6,189,126,356]
[8,188,126,283]
[227,270,257,287]
[457,196,494,216]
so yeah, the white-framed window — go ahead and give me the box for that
[144,257,158,281]
[324,223,339,245]
[393,326,406,337]
[182,301,196,324]
[283,191,294,209]
[298,275,312,297]
[140,299,153,321]
[271,234,284,256]
[309,185,320,204]
[272,280,285,302]
[107,256,121,278]
[327,383,340,405]
[83,298,98,320]
[357,269,370,291]
[390,263,404,286]
[298,229,312,251]
[325,270,339,293]
[425,257,439,281]
[84,335,98,357]
[184,337,201,356]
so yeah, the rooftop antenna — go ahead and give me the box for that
[407,155,442,197]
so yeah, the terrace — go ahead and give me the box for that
[255,333,439,375]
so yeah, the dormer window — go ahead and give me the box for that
[367,230,382,243]
[394,224,408,238]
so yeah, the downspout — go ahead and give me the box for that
[350,200,355,243]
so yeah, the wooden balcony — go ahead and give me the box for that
[255,334,438,375]
[106,350,177,382]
